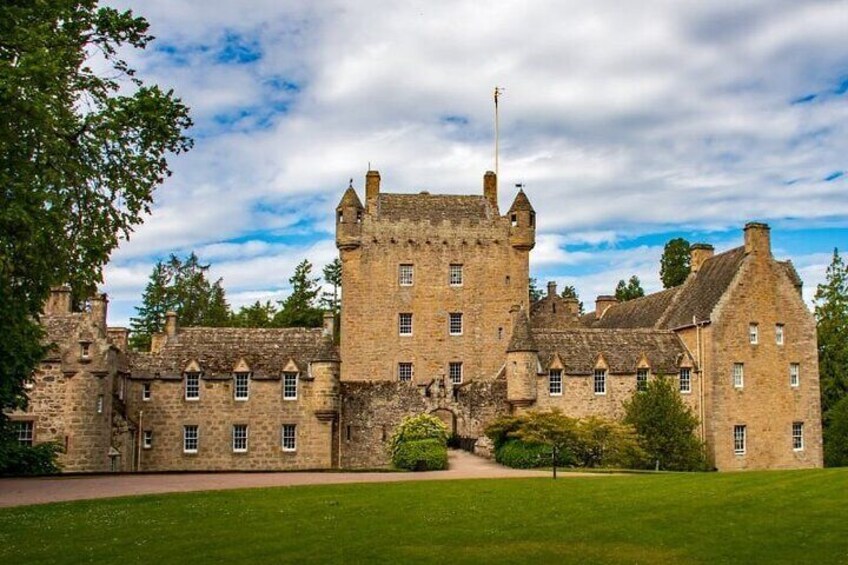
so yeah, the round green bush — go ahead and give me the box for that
[495,440,561,469]
[392,438,448,471]
[389,413,449,458]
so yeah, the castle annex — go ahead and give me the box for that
[6,171,823,472]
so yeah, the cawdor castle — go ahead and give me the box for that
[9,171,823,472]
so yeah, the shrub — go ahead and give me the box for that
[484,415,523,451]
[389,413,449,458]
[825,395,848,467]
[573,417,646,469]
[495,439,574,468]
[0,439,62,476]
[392,438,448,471]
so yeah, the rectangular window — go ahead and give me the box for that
[399,264,413,286]
[282,424,297,451]
[96,394,104,414]
[790,363,800,388]
[594,369,606,395]
[234,372,250,401]
[142,382,151,401]
[283,372,298,399]
[776,324,784,345]
[636,369,648,392]
[749,323,759,345]
[16,421,33,446]
[80,343,90,359]
[449,264,463,286]
[399,313,413,336]
[143,430,153,449]
[449,313,463,335]
[185,373,200,400]
[549,369,563,396]
[792,422,804,451]
[733,363,744,389]
[183,425,198,453]
[679,368,691,393]
[734,425,746,455]
[398,362,413,382]
[449,362,463,385]
[232,424,248,453]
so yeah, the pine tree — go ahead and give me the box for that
[529,278,543,303]
[274,260,323,328]
[660,238,691,288]
[560,285,585,315]
[815,248,848,415]
[615,275,645,302]
[233,301,278,328]
[320,258,342,313]
[129,262,171,351]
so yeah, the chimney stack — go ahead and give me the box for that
[89,293,108,330]
[165,311,178,338]
[323,312,335,338]
[690,244,715,274]
[44,286,72,315]
[547,281,557,298]
[563,298,580,317]
[744,222,771,256]
[484,171,498,210]
[595,295,618,319]
[365,170,381,210]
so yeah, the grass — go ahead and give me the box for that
[1,469,847,564]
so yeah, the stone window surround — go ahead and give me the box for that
[142,382,152,401]
[398,362,413,382]
[449,361,463,385]
[232,424,248,453]
[282,424,297,451]
[749,323,759,345]
[549,369,562,396]
[679,368,691,394]
[449,312,463,336]
[593,369,606,395]
[790,363,800,388]
[449,263,463,286]
[185,372,201,401]
[733,363,744,389]
[399,313,413,336]
[143,430,153,449]
[234,372,250,401]
[734,425,746,455]
[792,422,804,451]
[283,372,298,400]
[399,264,413,286]
[183,425,199,454]
[775,323,785,345]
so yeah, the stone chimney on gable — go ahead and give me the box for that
[744,222,771,256]
[165,311,178,338]
[89,293,108,331]
[484,171,498,211]
[365,170,381,211]
[547,281,557,298]
[323,311,335,338]
[595,295,617,320]
[690,243,715,274]
[44,286,72,315]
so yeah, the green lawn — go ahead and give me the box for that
[2,469,847,564]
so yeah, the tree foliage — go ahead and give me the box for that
[529,277,543,303]
[232,301,278,328]
[824,395,848,467]
[274,259,323,328]
[560,284,585,314]
[615,275,645,302]
[320,258,342,313]
[660,238,691,288]
[129,253,228,349]
[0,0,191,460]
[815,248,848,416]
[623,376,707,471]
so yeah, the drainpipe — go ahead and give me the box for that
[694,317,706,442]
[137,410,143,472]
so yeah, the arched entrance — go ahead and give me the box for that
[430,408,457,436]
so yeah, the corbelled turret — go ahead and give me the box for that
[508,189,535,251]
[335,181,364,250]
[506,306,538,408]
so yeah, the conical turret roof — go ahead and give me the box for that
[507,308,538,352]
[337,186,363,210]
[507,189,534,214]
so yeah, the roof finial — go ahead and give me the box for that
[349,178,353,188]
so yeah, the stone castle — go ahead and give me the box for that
[7,171,823,472]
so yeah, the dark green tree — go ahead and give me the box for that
[623,376,707,471]
[529,278,543,303]
[274,260,323,327]
[560,285,585,315]
[615,275,645,302]
[0,1,191,457]
[128,262,171,350]
[660,238,691,288]
[232,301,278,328]
[320,258,342,313]
[815,248,848,415]
[824,395,848,467]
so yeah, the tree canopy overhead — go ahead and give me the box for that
[0,1,192,437]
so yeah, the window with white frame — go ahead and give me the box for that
[282,424,297,451]
[449,264,463,286]
[775,324,785,345]
[96,394,104,414]
[399,313,413,336]
[679,368,691,393]
[549,369,562,396]
[790,363,800,388]
[15,421,33,446]
[749,323,759,345]
[232,424,248,453]
[449,362,463,385]
[792,422,804,451]
[185,372,200,400]
[283,372,298,399]
[143,430,153,449]
[142,382,151,401]
[183,425,198,453]
[80,342,90,359]
[449,313,463,335]
[234,372,250,401]
[636,368,648,392]
[594,369,606,395]
[399,264,413,286]
[733,363,744,389]
[734,425,746,455]
[398,362,413,382]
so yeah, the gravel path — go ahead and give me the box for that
[0,450,608,508]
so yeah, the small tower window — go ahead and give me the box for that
[749,323,759,345]
[80,343,90,360]
[337,210,343,223]
[510,214,518,227]
[530,212,535,227]
[356,210,362,223]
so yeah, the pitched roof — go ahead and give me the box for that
[507,189,534,213]
[591,287,680,329]
[533,328,687,375]
[337,186,363,210]
[375,193,495,223]
[507,310,538,352]
[780,260,803,289]
[130,327,336,378]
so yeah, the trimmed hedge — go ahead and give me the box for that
[0,440,62,476]
[496,440,555,469]
[392,438,448,471]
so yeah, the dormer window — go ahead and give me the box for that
[234,372,250,401]
[283,372,298,400]
[185,372,200,401]
[636,368,648,392]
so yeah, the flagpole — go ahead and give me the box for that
[494,87,503,178]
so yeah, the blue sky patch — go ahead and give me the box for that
[216,31,262,65]
[824,171,844,182]
[791,93,817,104]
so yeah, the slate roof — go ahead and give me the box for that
[534,328,687,375]
[130,327,336,379]
[507,189,535,213]
[591,287,680,329]
[375,193,495,223]
[780,260,803,289]
[337,186,363,210]
[507,310,538,352]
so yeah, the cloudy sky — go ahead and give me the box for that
[103,0,848,326]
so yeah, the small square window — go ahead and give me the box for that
[15,421,34,446]
[792,422,804,451]
[183,425,199,453]
[185,372,200,401]
[232,424,248,453]
[283,372,298,399]
[398,363,413,382]
[749,323,759,345]
[399,313,413,336]
[734,425,746,455]
[790,363,800,388]
[282,424,297,451]
[399,264,413,286]
[234,372,250,401]
[142,382,151,401]
[594,369,606,395]
[636,368,648,392]
[733,363,744,389]
[679,368,691,393]
[549,369,562,396]
[449,362,463,385]
[449,313,463,336]
[143,430,153,449]
[449,264,463,286]
[775,324,784,345]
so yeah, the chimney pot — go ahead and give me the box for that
[690,243,714,274]
[595,295,618,319]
